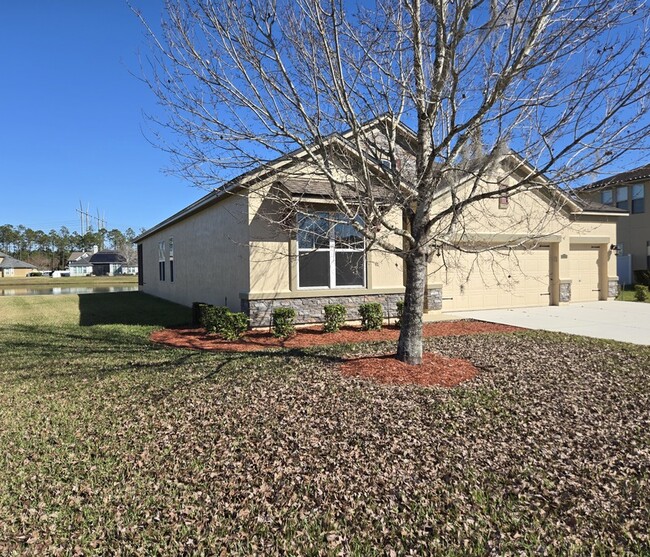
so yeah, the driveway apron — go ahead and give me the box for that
[449,301,650,345]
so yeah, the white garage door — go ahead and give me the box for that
[441,247,551,312]
[568,245,601,302]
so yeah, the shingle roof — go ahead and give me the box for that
[577,163,650,192]
[277,177,392,200]
[0,251,36,269]
[575,198,628,213]
[89,251,127,264]
[68,251,91,262]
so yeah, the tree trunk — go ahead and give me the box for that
[397,251,428,365]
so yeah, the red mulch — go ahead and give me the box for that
[150,320,519,353]
[151,320,518,388]
[340,352,479,387]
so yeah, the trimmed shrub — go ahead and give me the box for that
[204,306,230,334]
[199,304,249,339]
[634,284,649,302]
[395,300,405,328]
[197,303,213,328]
[359,302,383,331]
[220,312,249,340]
[272,307,296,338]
[323,304,347,333]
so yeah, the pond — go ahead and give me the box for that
[0,285,139,297]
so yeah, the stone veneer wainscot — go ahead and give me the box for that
[242,293,406,328]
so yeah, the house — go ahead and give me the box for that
[89,250,137,276]
[0,251,37,277]
[67,250,94,277]
[135,121,622,326]
[576,164,648,284]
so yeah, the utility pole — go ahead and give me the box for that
[75,202,108,247]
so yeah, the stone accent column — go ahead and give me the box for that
[559,280,571,303]
[608,279,619,298]
[426,284,443,311]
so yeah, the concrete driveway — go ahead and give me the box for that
[449,301,650,345]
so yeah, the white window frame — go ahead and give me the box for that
[296,212,366,290]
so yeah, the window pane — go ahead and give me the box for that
[334,220,364,250]
[298,214,330,249]
[601,190,613,205]
[632,185,644,213]
[335,252,364,286]
[299,251,330,287]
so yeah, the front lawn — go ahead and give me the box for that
[0,294,648,555]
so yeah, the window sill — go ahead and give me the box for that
[242,286,405,300]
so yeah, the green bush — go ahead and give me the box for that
[203,306,230,334]
[395,300,405,328]
[197,305,248,339]
[359,302,383,331]
[196,303,212,328]
[634,284,649,302]
[220,312,249,340]
[323,304,347,333]
[272,307,296,338]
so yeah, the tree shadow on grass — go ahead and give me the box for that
[78,292,192,327]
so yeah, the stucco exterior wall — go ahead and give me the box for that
[243,183,405,324]
[139,192,250,311]
[1,267,34,278]
[426,173,619,309]
[247,185,405,298]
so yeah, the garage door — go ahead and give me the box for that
[441,247,550,312]
[568,245,601,302]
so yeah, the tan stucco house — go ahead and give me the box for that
[0,251,37,278]
[135,124,622,326]
[576,164,649,283]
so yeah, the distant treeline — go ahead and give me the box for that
[0,224,140,270]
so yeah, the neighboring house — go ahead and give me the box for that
[135,120,622,326]
[88,250,131,276]
[0,251,37,277]
[67,250,94,276]
[576,164,649,283]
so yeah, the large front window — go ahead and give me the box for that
[297,212,365,288]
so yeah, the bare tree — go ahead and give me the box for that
[135,0,650,364]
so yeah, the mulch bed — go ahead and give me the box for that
[151,320,520,388]
[340,352,480,387]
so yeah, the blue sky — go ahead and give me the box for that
[1,2,647,236]
[0,1,201,234]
